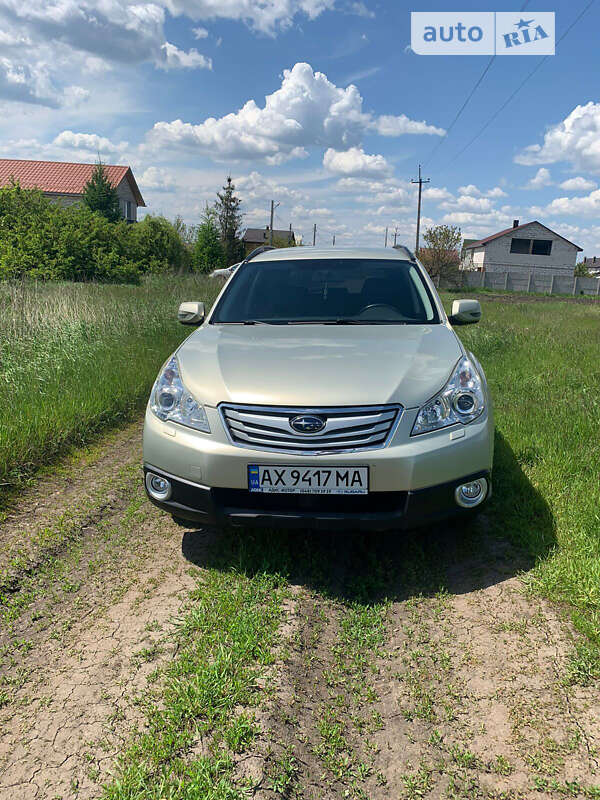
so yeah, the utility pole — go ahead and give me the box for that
[332,234,336,247]
[393,226,398,247]
[411,164,430,255]
[313,223,317,246]
[384,226,388,248]
[269,200,280,246]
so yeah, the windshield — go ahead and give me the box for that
[210,258,439,325]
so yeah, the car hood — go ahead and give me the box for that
[176,324,463,409]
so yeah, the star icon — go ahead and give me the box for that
[515,18,534,28]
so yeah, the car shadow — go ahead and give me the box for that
[181,431,556,605]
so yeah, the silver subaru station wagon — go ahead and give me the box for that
[143,246,493,531]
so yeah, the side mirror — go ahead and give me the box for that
[178,301,205,325]
[449,299,481,326]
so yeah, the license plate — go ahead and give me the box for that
[248,465,369,495]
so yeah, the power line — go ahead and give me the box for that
[423,56,495,167]
[439,0,596,174]
[422,0,532,168]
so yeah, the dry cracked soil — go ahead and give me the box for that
[0,421,598,799]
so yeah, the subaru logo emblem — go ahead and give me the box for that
[289,414,326,434]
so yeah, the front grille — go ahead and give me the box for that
[219,403,402,453]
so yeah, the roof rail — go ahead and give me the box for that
[244,245,275,262]
[393,244,417,262]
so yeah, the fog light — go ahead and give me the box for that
[455,478,488,508]
[146,472,172,501]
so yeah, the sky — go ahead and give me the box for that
[1,0,600,255]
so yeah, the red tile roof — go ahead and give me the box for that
[464,221,582,251]
[0,159,145,206]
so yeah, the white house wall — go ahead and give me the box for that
[480,222,578,277]
[116,180,138,221]
[43,179,138,221]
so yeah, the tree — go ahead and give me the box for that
[215,176,244,265]
[128,215,189,274]
[193,205,224,273]
[419,224,462,286]
[82,161,122,223]
[575,261,591,277]
[272,233,297,249]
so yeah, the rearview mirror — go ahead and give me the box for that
[178,301,205,325]
[449,299,481,326]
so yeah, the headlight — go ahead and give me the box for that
[412,356,485,436]
[150,356,210,433]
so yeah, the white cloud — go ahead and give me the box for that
[440,195,493,212]
[138,166,176,190]
[524,167,552,190]
[348,2,375,18]
[192,26,209,38]
[0,29,31,46]
[159,42,212,70]
[559,176,597,192]
[538,189,600,217]
[372,114,444,137]
[163,0,336,35]
[323,147,391,178]
[53,130,128,155]
[236,171,308,202]
[0,1,167,66]
[457,183,507,198]
[515,102,600,173]
[422,187,452,202]
[145,62,443,163]
[0,56,58,106]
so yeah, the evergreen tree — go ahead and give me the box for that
[215,176,244,265]
[83,161,122,223]
[193,205,224,273]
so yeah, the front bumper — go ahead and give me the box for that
[143,401,493,531]
[143,404,493,493]
[143,465,491,531]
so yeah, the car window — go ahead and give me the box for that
[210,258,439,324]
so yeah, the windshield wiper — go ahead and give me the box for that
[286,318,365,325]
[218,320,273,325]
[287,318,409,325]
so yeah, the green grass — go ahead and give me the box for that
[0,276,221,498]
[103,545,288,800]
[439,294,600,649]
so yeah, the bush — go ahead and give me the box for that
[128,215,191,275]
[0,183,189,284]
[193,206,224,273]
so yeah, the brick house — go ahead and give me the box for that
[0,159,145,222]
[461,220,582,277]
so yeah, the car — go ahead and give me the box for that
[209,262,240,279]
[143,247,493,532]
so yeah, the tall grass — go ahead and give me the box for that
[442,294,600,646]
[0,276,221,492]
[2,281,600,651]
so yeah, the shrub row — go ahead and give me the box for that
[0,183,189,284]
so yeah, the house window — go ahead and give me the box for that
[510,238,531,254]
[126,200,133,220]
[531,239,552,256]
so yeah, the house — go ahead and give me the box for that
[582,256,600,277]
[243,226,295,256]
[461,220,582,277]
[0,159,145,222]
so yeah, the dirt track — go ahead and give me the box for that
[0,422,598,799]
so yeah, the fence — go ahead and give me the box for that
[440,270,600,297]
